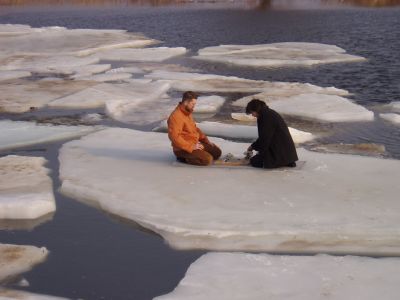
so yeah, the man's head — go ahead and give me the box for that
[245,99,267,118]
[181,91,198,113]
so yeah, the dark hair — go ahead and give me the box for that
[181,91,198,103]
[245,99,267,114]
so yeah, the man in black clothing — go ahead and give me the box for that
[246,99,298,169]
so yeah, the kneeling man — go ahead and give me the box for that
[168,91,221,166]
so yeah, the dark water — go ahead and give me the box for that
[0,4,400,300]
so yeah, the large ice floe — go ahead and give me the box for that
[154,120,315,144]
[194,43,366,68]
[0,120,100,151]
[59,128,400,255]
[0,289,69,300]
[0,156,55,220]
[380,113,400,125]
[233,93,374,122]
[0,244,48,283]
[145,71,349,94]
[0,80,97,113]
[155,252,400,300]
[49,81,171,125]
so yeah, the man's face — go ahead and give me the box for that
[183,98,197,113]
[250,111,259,118]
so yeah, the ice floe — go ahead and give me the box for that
[231,113,256,122]
[234,93,374,122]
[194,96,226,113]
[0,80,97,113]
[59,128,400,254]
[386,101,400,113]
[146,71,349,95]
[95,47,187,62]
[0,155,55,220]
[0,289,70,300]
[0,244,48,283]
[74,72,132,82]
[0,120,100,151]
[380,113,400,125]
[0,24,158,57]
[67,64,111,79]
[155,252,400,300]
[154,120,314,144]
[0,71,31,82]
[194,42,366,68]
[49,81,171,124]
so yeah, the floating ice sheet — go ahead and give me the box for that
[0,244,48,283]
[194,43,366,67]
[95,47,187,62]
[0,156,55,220]
[0,289,70,300]
[154,252,400,300]
[0,80,97,113]
[49,81,171,125]
[0,71,31,82]
[59,128,400,254]
[146,71,349,94]
[154,120,314,144]
[194,96,225,113]
[0,24,158,56]
[380,113,400,125]
[234,93,373,122]
[0,120,100,151]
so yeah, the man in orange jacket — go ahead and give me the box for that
[167,91,221,166]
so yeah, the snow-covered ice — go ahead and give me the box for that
[0,120,100,151]
[0,24,158,57]
[146,71,349,94]
[49,81,170,124]
[59,128,400,254]
[154,120,315,144]
[0,80,97,113]
[194,43,366,67]
[95,47,187,62]
[0,71,31,82]
[0,289,70,300]
[0,155,55,220]
[234,93,374,122]
[380,113,400,125]
[0,244,48,283]
[154,252,400,300]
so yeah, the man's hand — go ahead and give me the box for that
[193,142,204,151]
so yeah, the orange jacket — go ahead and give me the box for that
[167,104,209,153]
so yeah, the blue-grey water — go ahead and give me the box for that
[0,4,400,299]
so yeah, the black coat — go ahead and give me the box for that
[251,106,298,168]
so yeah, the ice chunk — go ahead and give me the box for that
[194,96,225,113]
[74,72,132,82]
[386,101,400,113]
[146,71,348,95]
[194,42,366,67]
[234,93,374,122]
[0,79,97,113]
[95,47,187,62]
[67,64,111,79]
[380,113,400,125]
[154,252,400,300]
[0,71,31,82]
[0,289,70,299]
[231,113,256,122]
[0,156,55,220]
[0,244,48,283]
[105,66,144,74]
[0,120,100,151]
[0,24,158,56]
[154,120,314,144]
[59,129,400,254]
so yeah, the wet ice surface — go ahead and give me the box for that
[0,155,55,220]
[0,120,100,151]
[155,252,400,300]
[195,42,366,67]
[0,244,48,283]
[154,120,315,144]
[59,128,400,255]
